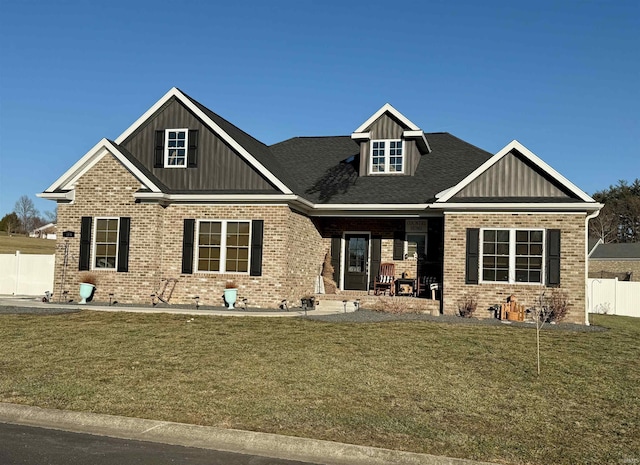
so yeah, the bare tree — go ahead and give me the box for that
[589,205,618,243]
[14,195,39,234]
[43,207,58,223]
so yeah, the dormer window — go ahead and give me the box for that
[370,139,404,174]
[165,129,188,167]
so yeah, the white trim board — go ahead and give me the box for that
[352,103,421,134]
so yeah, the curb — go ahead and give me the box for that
[0,403,497,465]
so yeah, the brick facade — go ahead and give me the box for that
[442,212,587,324]
[589,259,640,281]
[54,153,326,308]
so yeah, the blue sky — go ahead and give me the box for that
[0,0,638,217]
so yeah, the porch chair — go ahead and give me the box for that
[372,263,396,296]
[417,276,440,300]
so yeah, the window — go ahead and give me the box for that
[480,229,543,284]
[197,220,250,273]
[370,139,404,174]
[405,233,427,259]
[94,218,119,269]
[165,129,188,167]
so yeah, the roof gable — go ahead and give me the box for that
[353,103,420,133]
[114,87,292,194]
[436,140,596,203]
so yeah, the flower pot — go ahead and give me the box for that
[223,288,238,309]
[79,283,95,304]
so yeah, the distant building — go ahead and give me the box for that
[30,223,56,240]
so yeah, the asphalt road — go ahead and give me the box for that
[0,422,324,465]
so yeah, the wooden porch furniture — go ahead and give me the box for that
[372,263,396,296]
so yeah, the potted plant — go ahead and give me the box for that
[78,272,98,304]
[223,281,238,309]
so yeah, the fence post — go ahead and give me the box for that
[614,277,618,315]
[14,250,21,295]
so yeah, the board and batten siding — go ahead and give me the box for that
[120,97,277,192]
[357,113,421,176]
[454,150,574,199]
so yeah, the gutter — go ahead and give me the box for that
[585,209,601,325]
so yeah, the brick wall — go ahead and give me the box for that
[589,260,640,281]
[443,212,587,324]
[53,153,327,308]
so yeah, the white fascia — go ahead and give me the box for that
[403,130,431,153]
[350,132,371,140]
[114,87,292,195]
[353,103,421,133]
[434,202,604,212]
[134,192,300,202]
[37,190,75,201]
[43,138,161,194]
[436,140,597,204]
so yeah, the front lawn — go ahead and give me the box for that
[0,233,56,254]
[0,312,637,464]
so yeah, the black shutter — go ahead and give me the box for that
[79,217,93,271]
[370,236,382,290]
[393,231,405,260]
[331,236,341,285]
[154,130,164,168]
[546,229,561,287]
[182,219,195,274]
[465,228,479,284]
[187,130,198,168]
[117,217,130,272]
[250,220,264,276]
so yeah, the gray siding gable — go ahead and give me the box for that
[120,97,279,193]
[452,149,578,200]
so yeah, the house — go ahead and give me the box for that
[30,223,56,240]
[39,88,602,323]
[589,242,640,281]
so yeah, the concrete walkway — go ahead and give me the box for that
[0,295,350,317]
[0,403,498,465]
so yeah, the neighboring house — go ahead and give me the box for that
[39,88,602,323]
[589,242,640,281]
[30,223,56,240]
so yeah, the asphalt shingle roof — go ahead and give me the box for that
[269,133,493,204]
[590,242,640,260]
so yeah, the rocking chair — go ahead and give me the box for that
[372,263,396,296]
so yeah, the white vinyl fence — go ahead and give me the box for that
[588,278,640,318]
[0,252,55,296]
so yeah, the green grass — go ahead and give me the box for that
[0,312,638,464]
[0,232,56,254]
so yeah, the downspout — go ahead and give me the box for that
[585,209,601,325]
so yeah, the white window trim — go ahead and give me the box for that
[404,233,427,260]
[369,139,405,174]
[195,219,252,274]
[164,128,189,168]
[92,217,120,271]
[479,228,545,285]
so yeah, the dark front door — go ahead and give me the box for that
[344,234,369,290]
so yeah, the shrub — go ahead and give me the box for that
[225,281,237,289]
[78,272,98,286]
[322,252,337,294]
[457,295,478,318]
[545,288,570,322]
[371,299,422,314]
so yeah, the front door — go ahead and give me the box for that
[344,234,369,290]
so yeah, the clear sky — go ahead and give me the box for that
[0,0,638,217]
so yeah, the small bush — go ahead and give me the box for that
[457,295,478,318]
[545,288,570,322]
[225,281,237,289]
[371,299,422,314]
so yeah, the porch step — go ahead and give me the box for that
[314,299,358,313]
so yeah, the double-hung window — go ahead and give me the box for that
[481,229,544,284]
[94,218,119,269]
[370,139,404,174]
[197,220,251,273]
[165,129,188,167]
